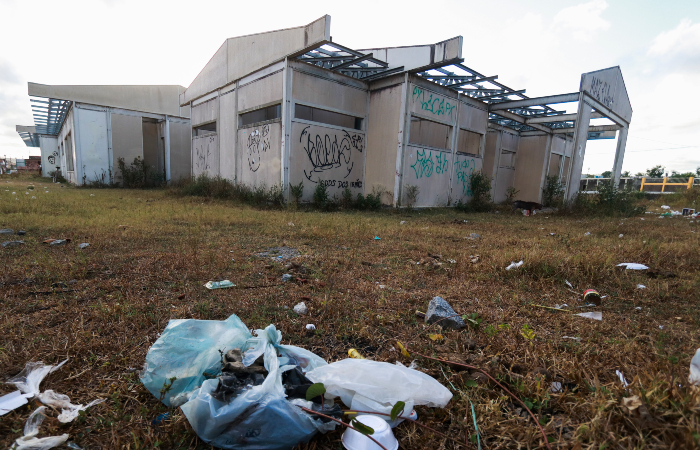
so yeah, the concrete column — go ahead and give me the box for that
[490,130,503,200]
[611,126,628,188]
[392,73,410,207]
[537,134,553,203]
[164,116,171,183]
[565,95,592,200]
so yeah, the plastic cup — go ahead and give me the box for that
[342,415,399,450]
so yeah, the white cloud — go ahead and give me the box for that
[552,0,610,41]
[647,19,700,71]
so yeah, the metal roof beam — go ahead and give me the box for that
[331,53,375,70]
[361,66,405,81]
[489,93,579,111]
[473,89,526,100]
[491,109,553,134]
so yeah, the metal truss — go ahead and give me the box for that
[31,98,71,136]
[18,130,40,147]
[296,43,403,81]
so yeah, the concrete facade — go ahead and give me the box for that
[180,15,632,207]
[22,83,191,185]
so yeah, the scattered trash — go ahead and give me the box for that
[395,360,420,370]
[348,348,365,359]
[0,228,14,234]
[293,302,308,315]
[467,233,480,240]
[2,240,24,248]
[635,307,642,310]
[554,304,569,310]
[616,370,630,387]
[374,236,381,240]
[584,232,591,236]
[415,310,426,319]
[618,234,624,238]
[565,280,573,288]
[341,414,398,450]
[682,208,695,216]
[140,316,334,448]
[78,243,90,249]
[90,194,94,197]
[17,230,26,235]
[575,312,602,321]
[11,406,69,450]
[550,382,563,393]
[637,284,646,289]
[562,336,581,341]
[152,412,171,425]
[287,222,295,226]
[505,260,523,270]
[620,395,642,413]
[689,348,700,385]
[616,263,649,270]
[305,324,316,331]
[447,259,456,264]
[282,274,293,282]
[425,296,465,330]
[66,442,83,449]
[44,239,70,246]
[0,390,28,416]
[378,284,386,289]
[428,334,444,341]
[583,289,602,306]
[470,255,480,263]
[204,280,235,290]
[661,205,670,209]
[400,221,406,225]
[37,390,105,423]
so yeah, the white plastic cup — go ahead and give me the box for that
[341,415,399,450]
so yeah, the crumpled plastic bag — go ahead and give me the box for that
[7,359,68,398]
[37,390,105,423]
[141,315,334,450]
[306,359,452,426]
[690,348,700,386]
[12,406,69,450]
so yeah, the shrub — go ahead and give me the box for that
[171,175,285,208]
[312,181,329,209]
[117,157,163,188]
[341,187,354,209]
[468,171,492,212]
[505,186,519,204]
[542,175,565,207]
[566,181,645,217]
[404,184,419,209]
[289,181,304,206]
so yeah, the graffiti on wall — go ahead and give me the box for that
[246,125,270,172]
[410,149,450,179]
[195,135,216,173]
[454,156,477,196]
[412,86,455,119]
[47,150,59,165]
[300,126,364,183]
[588,75,614,109]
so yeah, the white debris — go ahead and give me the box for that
[661,205,670,209]
[619,234,624,238]
[37,390,105,423]
[575,311,602,321]
[562,336,581,341]
[616,370,630,387]
[505,260,523,270]
[305,324,316,331]
[400,221,406,225]
[78,243,90,249]
[12,406,69,450]
[0,390,28,416]
[637,284,646,289]
[565,280,573,288]
[293,302,308,315]
[584,232,591,236]
[689,349,700,385]
[617,263,649,270]
[6,359,69,398]
[287,222,295,226]
[635,307,642,310]
[550,382,562,393]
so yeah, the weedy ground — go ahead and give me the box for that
[1,173,699,450]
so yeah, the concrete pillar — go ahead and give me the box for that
[611,126,628,188]
[164,116,171,183]
[537,134,553,203]
[565,95,592,200]
[490,130,503,200]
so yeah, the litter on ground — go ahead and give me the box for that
[505,260,523,270]
[204,280,235,289]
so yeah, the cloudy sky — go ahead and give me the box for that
[1,0,698,175]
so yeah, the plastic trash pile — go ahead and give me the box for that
[140,314,452,450]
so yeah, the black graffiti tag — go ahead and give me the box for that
[300,126,359,183]
[247,125,270,172]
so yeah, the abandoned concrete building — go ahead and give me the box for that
[182,15,632,206]
[17,84,192,185]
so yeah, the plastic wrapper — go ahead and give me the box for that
[7,359,68,398]
[306,359,452,426]
[12,406,69,450]
[140,315,334,450]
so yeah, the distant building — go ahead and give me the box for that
[180,15,632,206]
[17,85,191,185]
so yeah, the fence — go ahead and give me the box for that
[639,177,694,193]
[580,177,698,194]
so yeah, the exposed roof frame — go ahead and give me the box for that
[29,97,71,136]
[295,42,401,81]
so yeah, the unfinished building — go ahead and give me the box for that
[181,15,632,206]
[17,84,192,185]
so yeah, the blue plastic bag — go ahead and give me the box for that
[140,315,334,450]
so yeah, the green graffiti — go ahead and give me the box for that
[454,157,476,196]
[435,152,449,175]
[412,86,454,118]
[411,149,434,178]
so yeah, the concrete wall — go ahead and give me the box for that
[238,71,283,112]
[402,146,452,206]
[237,122,282,188]
[452,153,483,204]
[219,89,236,181]
[193,134,219,177]
[513,135,548,202]
[292,71,367,117]
[39,136,58,177]
[169,120,192,181]
[191,97,218,127]
[74,107,110,185]
[365,82,402,201]
[111,113,143,182]
[56,108,76,183]
[142,120,162,179]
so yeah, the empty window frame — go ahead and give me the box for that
[457,129,482,157]
[65,134,74,171]
[499,150,515,169]
[240,104,281,127]
[193,122,217,137]
[295,104,362,130]
[409,116,451,150]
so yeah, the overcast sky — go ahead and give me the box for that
[1,0,698,175]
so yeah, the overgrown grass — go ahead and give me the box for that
[1,173,699,450]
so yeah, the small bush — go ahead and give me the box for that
[542,175,565,207]
[313,182,329,209]
[171,174,285,208]
[456,171,492,212]
[566,181,646,217]
[117,157,163,188]
[505,186,519,204]
[341,187,354,209]
[290,181,304,206]
[404,184,419,209]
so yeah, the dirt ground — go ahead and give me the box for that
[1,174,699,449]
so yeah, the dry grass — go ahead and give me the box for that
[1,173,699,450]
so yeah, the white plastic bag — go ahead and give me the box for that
[12,406,69,450]
[690,348,700,385]
[306,359,452,426]
[37,390,105,423]
[7,359,68,398]
[141,315,334,450]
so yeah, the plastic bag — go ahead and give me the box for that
[7,359,68,398]
[306,359,452,426]
[37,390,105,423]
[141,315,334,450]
[12,406,69,450]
